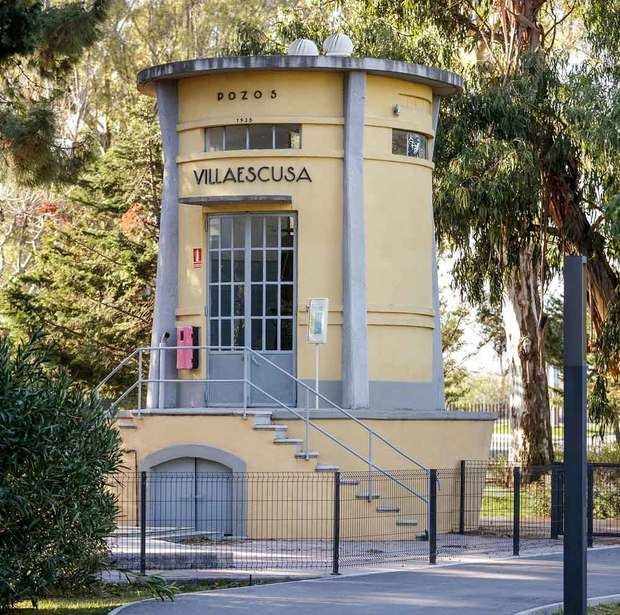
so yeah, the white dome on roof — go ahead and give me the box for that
[322,33,353,57]
[287,38,319,56]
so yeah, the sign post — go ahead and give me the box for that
[308,298,329,410]
[563,255,588,615]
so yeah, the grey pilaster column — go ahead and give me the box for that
[147,80,179,409]
[430,95,446,410]
[342,71,370,409]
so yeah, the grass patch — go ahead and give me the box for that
[555,604,620,614]
[12,579,255,614]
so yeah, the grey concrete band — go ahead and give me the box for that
[147,81,180,409]
[342,71,369,410]
[137,55,463,96]
[179,195,292,205]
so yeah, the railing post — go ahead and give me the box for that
[140,471,147,575]
[367,432,372,501]
[513,466,521,556]
[332,471,341,575]
[137,349,143,415]
[243,347,248,419]
[305,389,310,459]
[429,469,437,564]
[587,464,594,548]
[551,463,563,539]
[157,343,165,410]
[459,460,466,535]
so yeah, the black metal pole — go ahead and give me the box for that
[332,471,341,575]
[513,466,521,556]
[563,255,588,615]
[459,460,466,535]
[140,470,147,575]
[587,464,594,548]
[429,469,437,565]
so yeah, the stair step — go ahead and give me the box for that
[118,423,137,429]
[339,479,360,486]
[254,424,288,431]
[356,493,381,500]
[273,438,303,445]
[295,451,320,459]
[396,518,419,527]
[315,464,340,472]
[251,412,273,426]
[377,506,400,513]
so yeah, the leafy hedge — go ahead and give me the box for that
[0,335,122,610]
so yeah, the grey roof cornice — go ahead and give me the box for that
[137,55,463,96]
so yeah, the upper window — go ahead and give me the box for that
[392,129,428,159]
[205,124,302,152]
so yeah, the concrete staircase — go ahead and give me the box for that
[249,409,421,532]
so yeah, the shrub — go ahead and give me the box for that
[0,335,122,610]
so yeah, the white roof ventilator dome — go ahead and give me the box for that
[286,38,319,56]
[322,33,353,56]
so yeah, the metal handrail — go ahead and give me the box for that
[97,344,433,503]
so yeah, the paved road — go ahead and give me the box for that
[114,547,620,614]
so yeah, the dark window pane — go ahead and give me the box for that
[266,284,278,316]
[225,125,246,150]
[251,217,263,248]
[266,250,278,281]
[210,319,219,347]
[280,285,293,316]
[406,132,427,158]
[210,253,219,282]
[251,319,262,350]
[392,129,407,155]
[205,126,224,152]
[221,217,232,249]
[220,319,231,347]
[233,217,245,248]
[281,251,294,282]
[265,217,278,247]
[209,217,220,249]
[220,251,231,283]
[233,319,245,346]
[248,125,273,149]
[265,319,277,350]
[251,250,263,282]
[251,284,263,316]
[233,250,244,282]
[221,285,231,316]
[280,216,294,248]
[233,284,244,316]
[274,124,301,149]
[281,319,293,351]
[209,285,219,317]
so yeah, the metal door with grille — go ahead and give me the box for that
[206,213,296,406]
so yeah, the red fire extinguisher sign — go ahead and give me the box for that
[192,247,202,268]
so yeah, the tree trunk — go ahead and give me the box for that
[503,244,554,469]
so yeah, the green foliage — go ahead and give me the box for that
[0,333,122,610]
[441,302,471,403]
[0,0,109,185]
[0,99,160,389]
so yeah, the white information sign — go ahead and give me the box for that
[308,298,329,344]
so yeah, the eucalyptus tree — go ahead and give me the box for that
[224,0,620,465]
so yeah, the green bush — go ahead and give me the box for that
[590,444,620,519]
[0,335,122,611]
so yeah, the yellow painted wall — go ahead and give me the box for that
[173,69,438,391]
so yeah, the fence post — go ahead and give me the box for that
[459,460,466,535]
[513,466,521,556]
[140,471,147,575]
[587,464,594,548]
[332,471,341,575]
[551,463,563,539]
[429,469,437,565]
